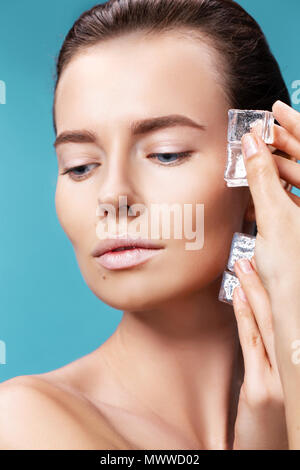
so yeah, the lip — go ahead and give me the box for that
[91,236,165,271]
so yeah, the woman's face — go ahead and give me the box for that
[54,31,251,311]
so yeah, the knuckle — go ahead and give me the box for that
[234,300,250,319]
[242,378,284,408]
[236,308,248,321]
[242,384,266,407]
[252,159,271,180]
[246,330,262,348]
[233,290,248,315]
[244,387,273,408]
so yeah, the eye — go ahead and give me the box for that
[60,163,100,181]
[148,151,193,165]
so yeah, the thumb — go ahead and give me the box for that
[241,130,284,236]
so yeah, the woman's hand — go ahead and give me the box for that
[240,101,300,307]
[232,100,300,449]
[231,261,288,450]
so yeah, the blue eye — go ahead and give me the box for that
[148,151,193,165]
[61,151,193,181]
[61,163,99,180]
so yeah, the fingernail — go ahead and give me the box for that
[237,258,253,274]
[250,120,263,138]
[237,286,248,303]
[274,99,288,109]
[242,134,258,159]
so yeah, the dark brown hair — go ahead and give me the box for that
[52,0,290,135]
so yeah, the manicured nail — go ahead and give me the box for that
[237,258,253,274]
[242,134,258,159]
[237,286,248,303]
[274,99,288,109]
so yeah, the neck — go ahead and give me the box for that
[98,277,243,449]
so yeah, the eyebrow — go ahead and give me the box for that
[53,114,207,148]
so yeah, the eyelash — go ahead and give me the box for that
[60,151,193,181]
[60,163,99,181]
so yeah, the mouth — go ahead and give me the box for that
[94,246,164,270]
[110,246,140,252]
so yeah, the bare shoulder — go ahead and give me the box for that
[0,374,126,450]
[0,375,86,449]
[0,374,54,412]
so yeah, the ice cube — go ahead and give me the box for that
[227,109,274,144]
[225,109,274,187]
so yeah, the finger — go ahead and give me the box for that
[264,146,300,197]
[234,258,277,370]
[232,285,267,380]
[271,150,300,189]
[273,150,297,193]
[272,100,300,141]
[272,123,300,162]
[241,131,288,235]
[272,155,300,204]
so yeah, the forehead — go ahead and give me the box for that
[54,31,228,133]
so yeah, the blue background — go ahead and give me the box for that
[1,0,299,381]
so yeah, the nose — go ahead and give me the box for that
[96,149,141,222]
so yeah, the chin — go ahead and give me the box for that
[95,290,167,312]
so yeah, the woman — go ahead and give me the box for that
[0,0,298,449]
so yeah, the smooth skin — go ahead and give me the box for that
[0,31,295,450]
[232,100,300,450]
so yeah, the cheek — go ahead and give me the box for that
[160,166,248,289]
[178,147,247,236]
[55,179,96,248]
